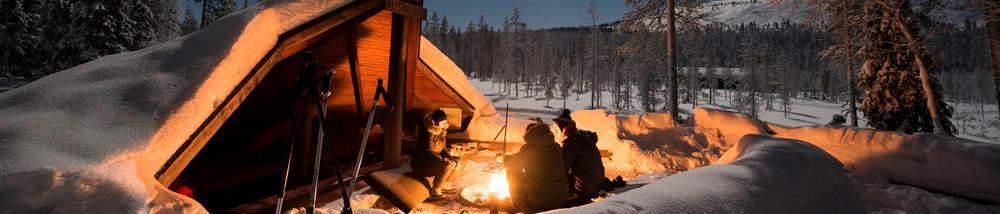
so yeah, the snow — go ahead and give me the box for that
[703,0,815,26]
[856,177,1000,213]
[0,0,354,212]
[773,126,1000,204]
[418,36,539,146]
[0,77,28,93]
[701,0,984,27]
[470,77,1000,212]
[470,77,1000,143]
[692,107,769,149]
[1,1,996,209]
[569,109,719,176]
[544,135,866,214]
[287,192,385,214]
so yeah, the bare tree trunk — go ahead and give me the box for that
[988,16,1000,115]
[666,0,679,117]
[892,12,951,136]
[845,32,858,126]
[200,0,208,29]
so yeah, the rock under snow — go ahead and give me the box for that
[545,134,865,214]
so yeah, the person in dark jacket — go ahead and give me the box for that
[552,109,606,206]
[411,109,458,199]
[505,118,569,213]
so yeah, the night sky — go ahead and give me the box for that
[182,0,627,30]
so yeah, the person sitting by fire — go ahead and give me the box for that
[504,118,569,213]
[412,109,459,200]
[552,109,606,206]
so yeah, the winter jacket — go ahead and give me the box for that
[412,114,455,176]
[561,129,605,198]
[506,123,568,213]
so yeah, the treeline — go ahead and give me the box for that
[0,0,242,79]
[425,10,845,112]
[425,4,995,134]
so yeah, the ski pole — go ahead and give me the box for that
[276,112,299,214]
[346,79,386,201]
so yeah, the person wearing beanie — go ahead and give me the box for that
[412,109,458,200]
[552,109,606,206]
[504,118,568,213]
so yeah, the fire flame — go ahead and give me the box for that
[487,171,510,199]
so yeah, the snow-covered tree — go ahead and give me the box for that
[798,0,956,134]
[71,0,135,62]
[197,0,236,28]
[145,0,180,44]
[0,0,42,78]
[985,0,1000,114]
[180,6,200,35]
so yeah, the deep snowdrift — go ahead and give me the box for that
[569,110,720,176]
[773,126,1000,204]
[687,107,1000,205]
[0,0,353,212]
[692,107,770,149]
[545,134,865,214]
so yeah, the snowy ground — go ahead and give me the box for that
[469,78,1000,144]
[0,77,28,93]
[296,149,669,214]
[464,78,1000,213]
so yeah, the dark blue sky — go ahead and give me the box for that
[183,0,627,30]
[424,0,626,30]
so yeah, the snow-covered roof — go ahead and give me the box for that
[0,0,357,211]
[416,37,535,144]
[418,37,497,117]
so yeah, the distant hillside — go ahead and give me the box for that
[701,0,983,27]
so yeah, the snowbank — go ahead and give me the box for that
[569,110,667,176]
[0,0,354,211]
[855,177,1000,213]
[545,135,865,214]
[773,126,1000,204]
[570,109,729,176]
[692,107,769,150]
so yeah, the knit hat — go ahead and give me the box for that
[552,109,574,130]
[430,109,447,123]
[524,118,554,144]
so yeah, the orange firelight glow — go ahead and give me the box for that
[488,171,510,199]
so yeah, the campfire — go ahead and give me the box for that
[458,168,512,210]
[487,171,510,199]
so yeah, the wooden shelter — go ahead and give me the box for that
[139,0,491,211]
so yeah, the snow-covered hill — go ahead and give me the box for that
[701,0,983,27]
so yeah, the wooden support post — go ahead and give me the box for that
[384,0,423,169]
[348,26,365,117]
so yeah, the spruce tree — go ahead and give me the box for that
[71,0,135,62]
[856,0,955,134]
[0,0,42,78]
[197,0,236,28]
[147,0,181,44]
